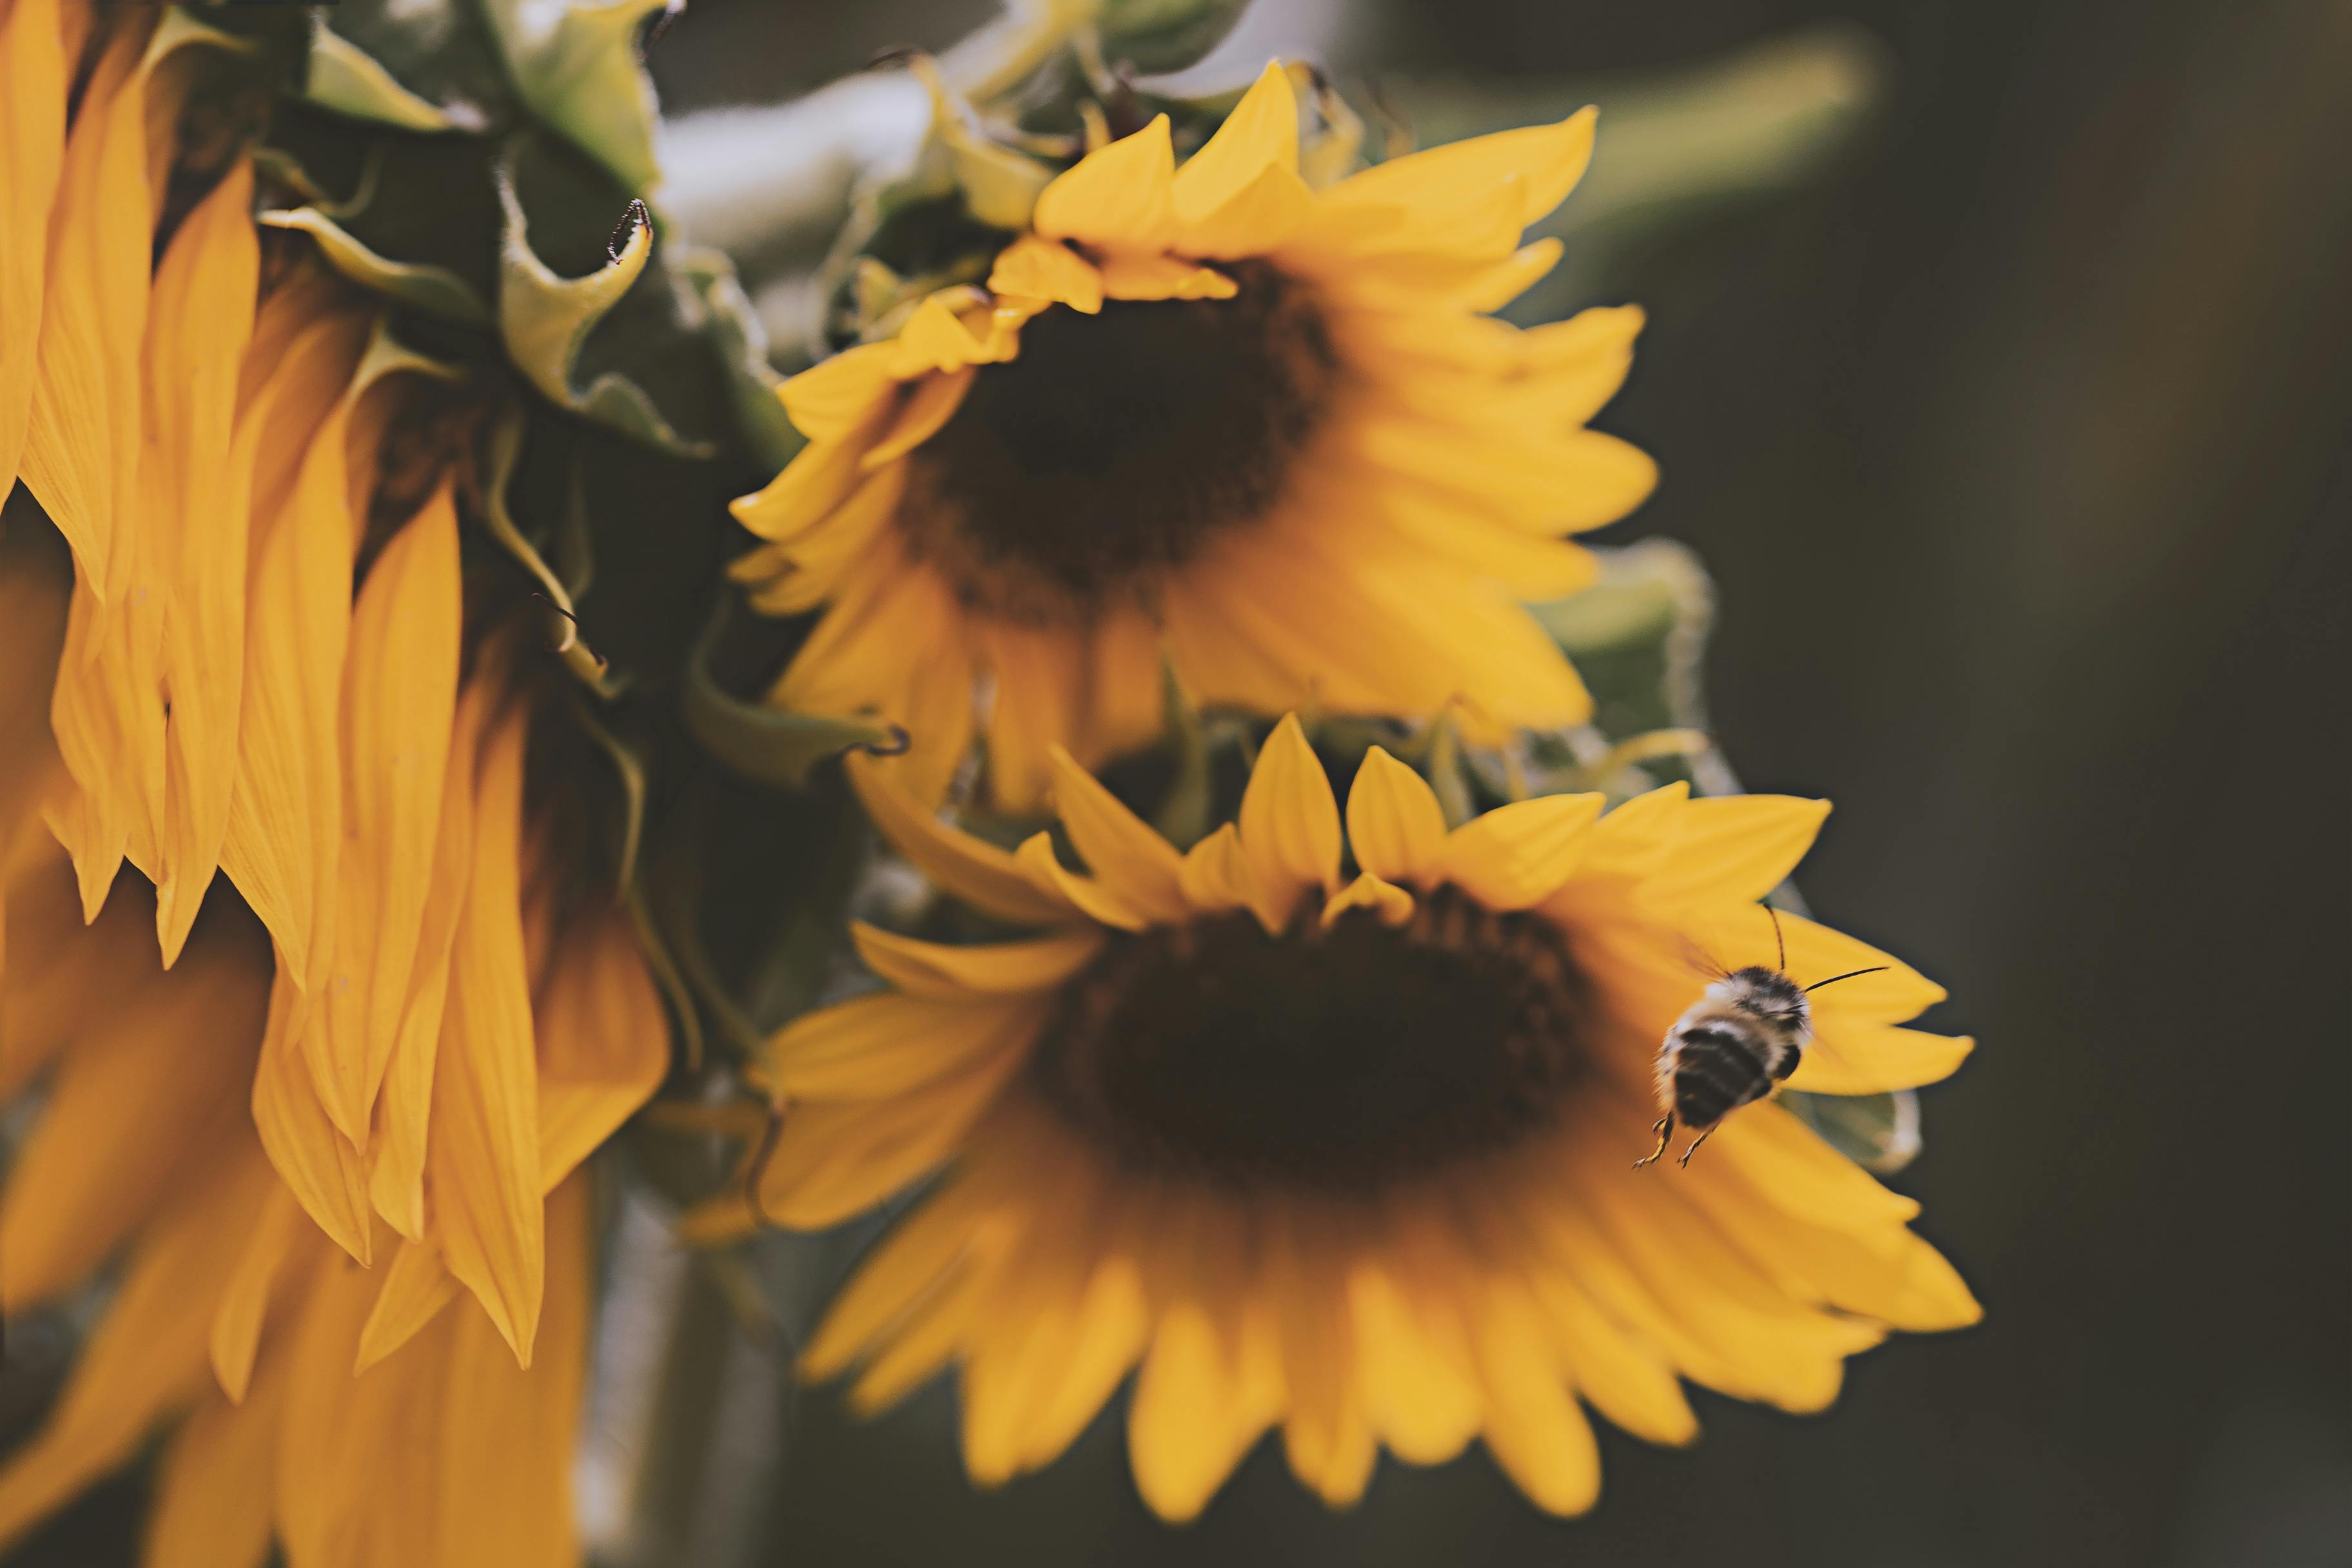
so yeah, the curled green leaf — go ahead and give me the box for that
[480,0,669,194]
[304,17,457,132]
[260,206,492,322]
[685,602,902,789]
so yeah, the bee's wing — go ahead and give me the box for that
[1677,934,1730,982]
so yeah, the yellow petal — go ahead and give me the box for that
[885,293,1005,377]
[1034,113,1177,252]
[250,966,373,1265]
[533,907,670,1190]
[846,751,1076,926]
[145,1373,284,1568]
[765,990,1041,1102]
[17,27,155,600]
[44,576,162,917]
[777,338,901,442]
[431,1172,593,1568]
[219,391,360,994]
[730,431,871,544]
[320,481,462,1137]
[153,163,266,966]
[207,1184,307,1404]
[1179,156,1317,260]
[1173,61,1300,219]
[1471,1274,1601,1515]
[1694,903,1947,1021]
[751,1054,1023,1229]
[0,1144,274,1549]
[1126,1302,1278,1523]
[986,235,1103,313]
[1522,304,1644,424]
[801,1184,995,1379]
[1637,794,1831,910]
[1047,744,1188,921]
[1345,744,1447,887]
[0,930,262,1310]
[850,922,1103,1001]
[1790,1023,1975,1095]
[1015,830,1153,931]
[1347,1260,1482,1464]
[1237,712,1340,931]
[1329,108,1596,230]
[1095,252,1237,301]
[367,662,488,1240]
[1320,870,1414,928]
[0,0,68,493]
[1523,1266,1697,1447]
[353,1239,462,1373]
[861,365,975,467]
[1175,821,1253,916]
[1440,792,1604,910]
[427,701,545,1365]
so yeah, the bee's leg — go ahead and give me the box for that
[1677,1124,1717,1168]
[1633,1113,1674,1170]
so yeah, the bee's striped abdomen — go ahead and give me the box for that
[1667,1023,1778,1130]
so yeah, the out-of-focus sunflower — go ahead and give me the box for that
[730,63,1656,805]
[711,716,1977,1521]
[0,5,670,1558]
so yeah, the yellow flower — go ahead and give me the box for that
[727,717,1977,1521]
[730,63,1657,805]
[0,8,669,1556]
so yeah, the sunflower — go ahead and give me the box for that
[718,716,1978,1520]
[729,63,1656,805]
[0,6,669,1556]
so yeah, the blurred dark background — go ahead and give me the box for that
[647,0,2352,1564]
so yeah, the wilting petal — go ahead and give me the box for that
[427,699,545,1364]
[534,906,669,1189]
[0,0,67,494]
[250,965,372,1265]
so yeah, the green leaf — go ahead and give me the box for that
[684,602,901,790]
[671,246,803,474]
[478,0,669,195]
[495,168,705,454]
[302,16,458,132]
[259,205,493,323]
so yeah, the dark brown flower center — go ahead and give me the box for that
[899,260,1338,624]
[1026,887,1593,1192]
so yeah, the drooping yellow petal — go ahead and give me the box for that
[368,659,488,1239]
[427,699,545,1366]
[1439,792,1603,910]
[207,1182,308,1404]
[1033,113,1177,253]
[1095,252,1236,301]
[849,922,1103,1002]
[0,926,262,1310]
[777,338,902,442]
[0,1143,274,1553]
[750,1052,1025,1230]
[151,160,262,965]
[1237,712,1342,931]
[986,235,1103,313]
[250,966,373,1265]
[431,1173,592,1568]
[17,23,155,600]
[353,1237,463,1373]
[534,906,669,1189]
[861,367,975,469]
[1345,744,1447,887]
[846,752,1075,926]
[1046,744,1189,922]
[313,480,462,1141]
[217,391,359,994]
[0,0,67,495]
[44,573,164,917]
[145,1368,285,1568]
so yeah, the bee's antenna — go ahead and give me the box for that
[1803,966,1888,993]
[1768,904,1787,972]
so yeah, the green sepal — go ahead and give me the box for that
[671,248,803,475]
[495,170,705,455]
[1095,0,1250,75]
[259,205,493,323]
[684,601,901,790]
[478,0,669,195]
[1782,1088,1923,1175]
[302,15,458,132]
